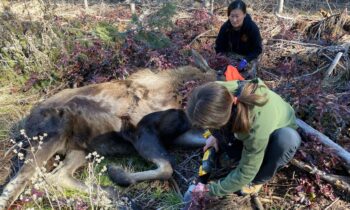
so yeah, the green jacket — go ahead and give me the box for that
[208,79,297,196]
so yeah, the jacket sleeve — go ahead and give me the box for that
[208,107,277,196]
[215,23,228,54]
[245,23,262,62]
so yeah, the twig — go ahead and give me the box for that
[169,177,183,199]
[260,69,280,79]
[275,13,294,21]
[326,52,343,77]
[267,39,323,48]
[291,159,350,193]
[324,197,340,210]
[325,0,334,16]
[238,194,250,204]
[322,53,346,70]
[189,29,213,46]
[294,65,328,79]
[173,169,188,183]
[251,193,264,210]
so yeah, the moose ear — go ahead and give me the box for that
[40,107,69,118]
[56,107,71,118]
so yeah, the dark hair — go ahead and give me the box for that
[228,0,247,16]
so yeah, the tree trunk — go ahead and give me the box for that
[130,3,136,14]
[84,0,88,10]
[277,0,284,14]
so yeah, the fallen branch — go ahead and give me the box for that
[324,197,339,210]
[275,13,294,21]
[267,39,323,48]
[294,65,328,79]
[291,158,350,193]
[322,53,346,70]
[326,52,343,77]
[296,118,350,168]
[189,29,213,46]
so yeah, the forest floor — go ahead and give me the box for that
[0,1,349,209]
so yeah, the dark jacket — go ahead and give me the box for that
[215,14,262,62]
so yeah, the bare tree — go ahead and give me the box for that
[84,0,88,10]
[277,0,284,14]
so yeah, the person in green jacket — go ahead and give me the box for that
[183,79,301,205]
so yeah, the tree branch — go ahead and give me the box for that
[291,159,350,193]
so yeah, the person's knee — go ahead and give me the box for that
[272,127,301,151]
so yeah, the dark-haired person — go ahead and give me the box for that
[183,79,301,205]
[216,0,262,76]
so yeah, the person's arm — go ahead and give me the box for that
[215,23,229,54]
[245,23,262,62]
[208,107,277,196]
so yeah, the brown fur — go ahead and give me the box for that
[0,65,216,209]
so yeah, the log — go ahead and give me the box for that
[291,159,350,193]
[296,119,350,168]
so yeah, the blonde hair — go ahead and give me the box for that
[186,81,268,133]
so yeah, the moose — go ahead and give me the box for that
[0,51,217,209]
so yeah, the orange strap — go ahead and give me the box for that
[224,65,245,81]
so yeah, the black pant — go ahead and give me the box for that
[216,127,301,184]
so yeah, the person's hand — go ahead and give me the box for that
[238,59,248,71]
[203,135,219,152]
[193,183,209,194]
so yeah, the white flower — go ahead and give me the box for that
[24,189,31,195]
[85,153,92,159]
[31,147,35,152]
[37,145,42,150]
[10,139,16,144]
[13,149,18,154]
[20,129,25,135]
[32,136,38,140]
[55,155,60,161]
[101,166,107,173]
[43,133,48,137]
[32,194,37,200]
[39,136,44,141]
[18,142,23,147]
[92,151,98,156]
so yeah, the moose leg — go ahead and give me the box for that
[46,150,87,191]
[172,129,207,148]
[46,150,117,198]
[0,139,65,209]
[108,129,173,187]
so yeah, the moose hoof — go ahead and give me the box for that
[107,165,135,187]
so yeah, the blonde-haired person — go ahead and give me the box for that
[184,79,301,204]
